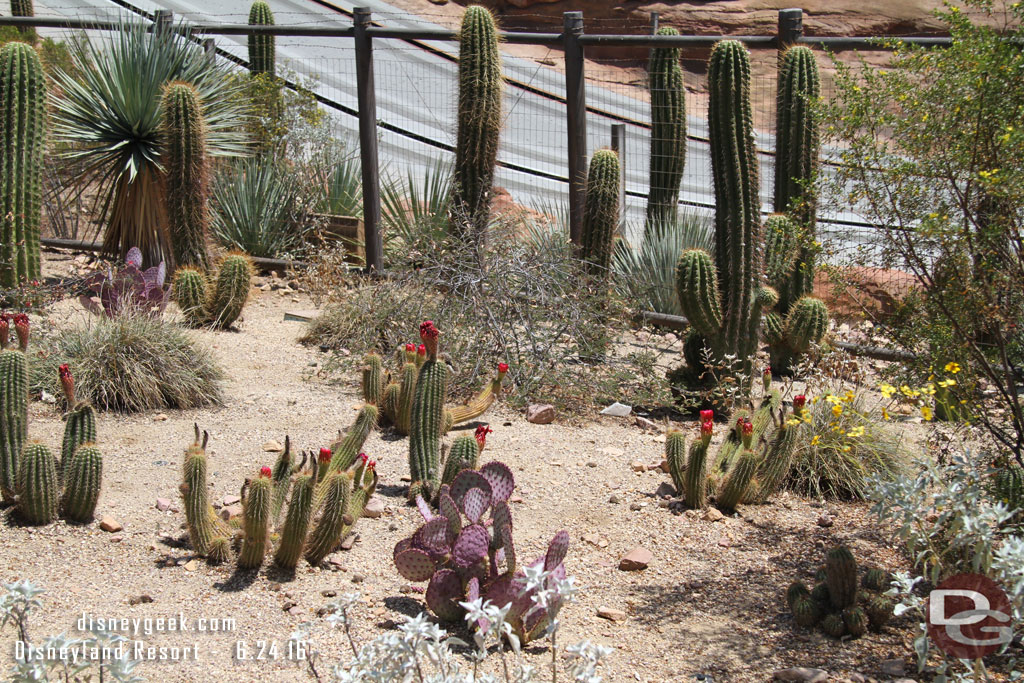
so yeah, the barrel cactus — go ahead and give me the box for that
[0,42,45,290]
[646,27,686,231]
[172,253,253,329]
[273,458,317,571]
[58,364,96,481]
[581,149,621,277]
[247,1,276,77]
[451,5,502,244]
[764,296,829,374]
[61,443,103,523]
[17,441,57,525]
[826,546,858,610]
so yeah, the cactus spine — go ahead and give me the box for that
[773,46,820,310]
[0,315,28,501]
[408,322,447,502]
[238,472,272,569]
[675,40,763,383]
[665,430,686,496]
[764,296,829,374]
[62,443,102,523]
[747,418,799,504]
[181,425,232,562]
[247,1,276,77]
[17,441,57,525]
[646,27,686,230]
[274,464,317,570]
[162,82,211,272]
[581,149,621,277]
[0,42,45,289]
[11,0,34,18]
[452,5,502,244]
[305,471,353,566]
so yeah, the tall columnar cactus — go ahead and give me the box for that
[180,425,232,563]
[58,365,96,481]
[0,42,45,289]
[441,425,489,488]
[452,5,502,244]
[327,404,378,474]
[162,82,210,272]
[716,420,757,511]
[17,441,57,525]
[746,396,803,503]
[826,546,858,610]
[172,254,253,329]
[773,46,820,311]
[0,315,28,501]
[408,321,448,502]
[361,353,385,406]
[247,1,276,77]
[675,40,765,383]
[394,345,422,435]
[445,363,508,431]
[665,429,686,496]
[238,467,273,569]
[581,149,621,277]
[683,416,713,509]
[339,455,377,540]
[62,443,103,523]
[270,435,293,523]
[273,458,317,571]
[646,27,686,230]
[305,470,353,566]
[11,0,34,18]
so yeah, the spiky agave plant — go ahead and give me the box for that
[50,19,248,268]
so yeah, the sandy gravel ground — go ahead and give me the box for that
[0,252,923,683]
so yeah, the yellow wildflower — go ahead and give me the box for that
[847,426,866,438]
[921,405,934,421]
[879,383,896,399]
[832,404,843,417]
[810,435,821,446]
[882,407,890,421]
[945,362,961,374]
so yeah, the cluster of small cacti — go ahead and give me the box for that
[394,460,570,643]
[646,26,686,231]
[0,41,45,291]
[172,253,253,329]
[786,546,895,639]
[451,5,503,244]
[2,325,104,525]
[247,1,276,77]
[581,149,621,278]
[180,411,379,569]
[664,374,805,512]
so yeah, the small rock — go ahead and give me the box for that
[582,533,602,547]
[629,502,643,511]
[608,494,621,504]
[630,461,647,472]
[653,434,666,443]
[773,668,829,682]
[155,498,172,512]
[655,482,676,498]
[657,459,670,473]
[634,416,658,431]
[128,595,154,606]
[600,402,632,417]
[340,534,357,551]
[327,556,345,570]
[351,573,366,583]
[596,607,627,622]
[600,447,625,457]
[220,504,242,521]
[509,494,523,503]
[703,508,724,522]
[848,675,866,683]
[263,440,284,452]
[282,601,297,611]
[153,413,168,422]
[321,590,337,597]
[99,517,123,533]
[586,461,598,467]
[40,390,56,404]
[817,514,834,528]
[222,495,241,506]
[526,404,555,424]
[110,535,123,543]
[618,547,652,571]
[551,461,563,467]
[183,559,199,572]
[891,679,916,683]
[399,584,423,594]
[362,497,384,518]
[717,536,731,548]
[664,332,678,343]
[288,606,303,616]
[880,660,905,677]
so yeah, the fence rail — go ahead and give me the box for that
[1,7,958,272]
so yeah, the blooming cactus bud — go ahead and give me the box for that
[763,368,772,391]
[260,465,272,478]
[318,447,332,465]
[405,343,415,352]
[14,313,28,351]
[474,424,493,449]
[700,409,713,424]
[58,364,76,404]
[357,452,368,465]
[417,344,426,357]
[700,419,713,445]
[793,395,806,412]
[367,460,376,471]
[741,418,753,448]
[498,362,509,375]
[0,314,8,349]
[419,321,439,359]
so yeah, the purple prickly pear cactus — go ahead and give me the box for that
[79,247,168,318]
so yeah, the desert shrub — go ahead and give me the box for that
[301,220,669,414]
[612,212,712,316]
[380,159,452,265]
[211,157,305,258]
[821,0,1024,465]
[320,156,362,218]
[785,372,909,499]
[33,312,224,412]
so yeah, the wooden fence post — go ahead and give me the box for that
[610,124,626,232]
[563,11,587,248]
[354,7,383,274]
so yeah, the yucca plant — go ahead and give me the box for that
[381,159,452,260]
[211,157,303,258]
[320,156,362,218]
[50,19,249,269]
[613,212,713,316]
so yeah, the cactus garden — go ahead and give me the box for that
[2,1,1024,681]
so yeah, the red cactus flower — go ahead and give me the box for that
[474,424,493,448]
[260,465,272,478]
[794,395,807,411]
[405,343,415,354]
[357,452,368,465]
[13,313,28,350]
[417,344,426,356]
[58,364,75,403]
[700,409,713,423]
[0,316,7,349]
[367,460,376,471]
[741,419,753,436]
[318,447,332,464]
[419,321,439,358]
[497,362,509,375]
[700,419,713,442]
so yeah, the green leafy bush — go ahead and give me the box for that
[211,157,305,258]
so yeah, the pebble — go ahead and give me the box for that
[223,495,241,506]
[596,607,627,622]
[321,590,337,597]
[351,573,366,583]
[128,595,154,606]
[600,447,625,457]
[288,606,303,616]
[608,494,621,504]
[629,502,643,511]
[340,535,357,551]
[220,505,242,521]
[99,516,123,533]
[880,660,905,677]
[773,668,829,682]
[630,461,647,472]
[263,440,284,452]
[183,560,199,572]
[618,547,652,571]
[362,496,384,518]
[817,514,834,528]
[525,404,555,424]
[703,508,724,522]
[155,498,172,512]
[153,413,168,422]
[509,494,523,503]
[634,416,658,431]
[655,482,676,498]
[600,402,632,417]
